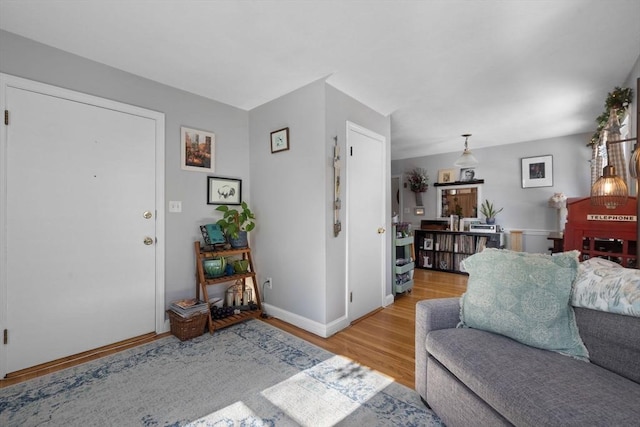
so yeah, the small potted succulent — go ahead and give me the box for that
[215,202,256,248]
[479,199,503,225]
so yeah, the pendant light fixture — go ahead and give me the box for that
[591,109,628,209]
[454,134,479,167]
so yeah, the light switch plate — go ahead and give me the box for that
[169,201,182,213]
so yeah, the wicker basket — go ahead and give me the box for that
[167,310,207,341]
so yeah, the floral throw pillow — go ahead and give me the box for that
[572,258,640,317]
[458,249,589,360]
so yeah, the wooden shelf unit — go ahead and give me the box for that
[414,229,501,274]
[563,197,637,268]
[194,241,262,333]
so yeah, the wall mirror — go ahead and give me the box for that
[436,183,483,220]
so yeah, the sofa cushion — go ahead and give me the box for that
[575,307,640,384]
[459,249,588,360]
[426,328,640,426]
[426,356,511,427]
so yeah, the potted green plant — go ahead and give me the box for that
[215,202,256,248]
[479,199,503,225]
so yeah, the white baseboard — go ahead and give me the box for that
[384,293,395,306]
[161,318,171,334]
[262,303,350,338]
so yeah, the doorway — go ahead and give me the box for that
[346,121,386,321]
[0,74,165,376]
[391,175,403,222]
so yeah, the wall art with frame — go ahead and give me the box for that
[207,176,242,205]
[521,155,553,188]
[438,168,456,184]
[270,127,290,153]
[459,167,476,182]
[181,126,215,172]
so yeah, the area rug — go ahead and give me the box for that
[0,320,443,426]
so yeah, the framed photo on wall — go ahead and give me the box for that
[181,126,215,172]
[459,168,476,182]
[521,155,553,188]
[270,127,290,153]
[438,168,456,184]
[207,176,242,205]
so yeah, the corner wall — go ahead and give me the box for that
[249,81,390,335]
[249,79,328,327]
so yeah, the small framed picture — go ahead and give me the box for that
[181,126,215,172]
[424,238,434,250]
[521,155,553,188]
[207,177,242,205]
[459,168,476,182]
[270,127,290,153]
[438,168,456,184]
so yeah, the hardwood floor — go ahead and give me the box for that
[1,269,466,390]
[263,269,467,389]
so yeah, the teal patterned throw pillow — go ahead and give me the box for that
[459,249,589,360]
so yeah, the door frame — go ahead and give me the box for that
[0,73,165,376]
[391,174,404,223]
[345,121,387,322]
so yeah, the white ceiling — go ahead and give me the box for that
[1,0,639,160]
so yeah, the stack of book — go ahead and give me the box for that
[169,298,209,318]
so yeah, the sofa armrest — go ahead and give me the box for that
[415,297,460,399]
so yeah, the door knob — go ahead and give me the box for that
[378,227,386,234]
[143,211,153,219]
[143,237,154,245]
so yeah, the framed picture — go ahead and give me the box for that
[207,176,242,205]
[521,155,553,188]
[424,238,433,250]
[270,127,290,153]
[459,167,476,182]
[438,168,456,184]
[181,126,215,172]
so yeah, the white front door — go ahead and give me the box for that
[0,75,165,375]
[346,122,386,321]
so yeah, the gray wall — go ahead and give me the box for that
[249,79,328,324]
[249,80,390,334]
[392,133,592,253]
[324,84,392,321]
[0,30,250,307]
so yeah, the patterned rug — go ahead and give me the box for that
[0,320,443,426]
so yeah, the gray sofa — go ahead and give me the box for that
[416,297,640,426]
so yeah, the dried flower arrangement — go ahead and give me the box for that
[407,168,429,193]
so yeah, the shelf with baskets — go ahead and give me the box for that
[393,225,414,294]
[414,229,502,274]
[194,241,262,333]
